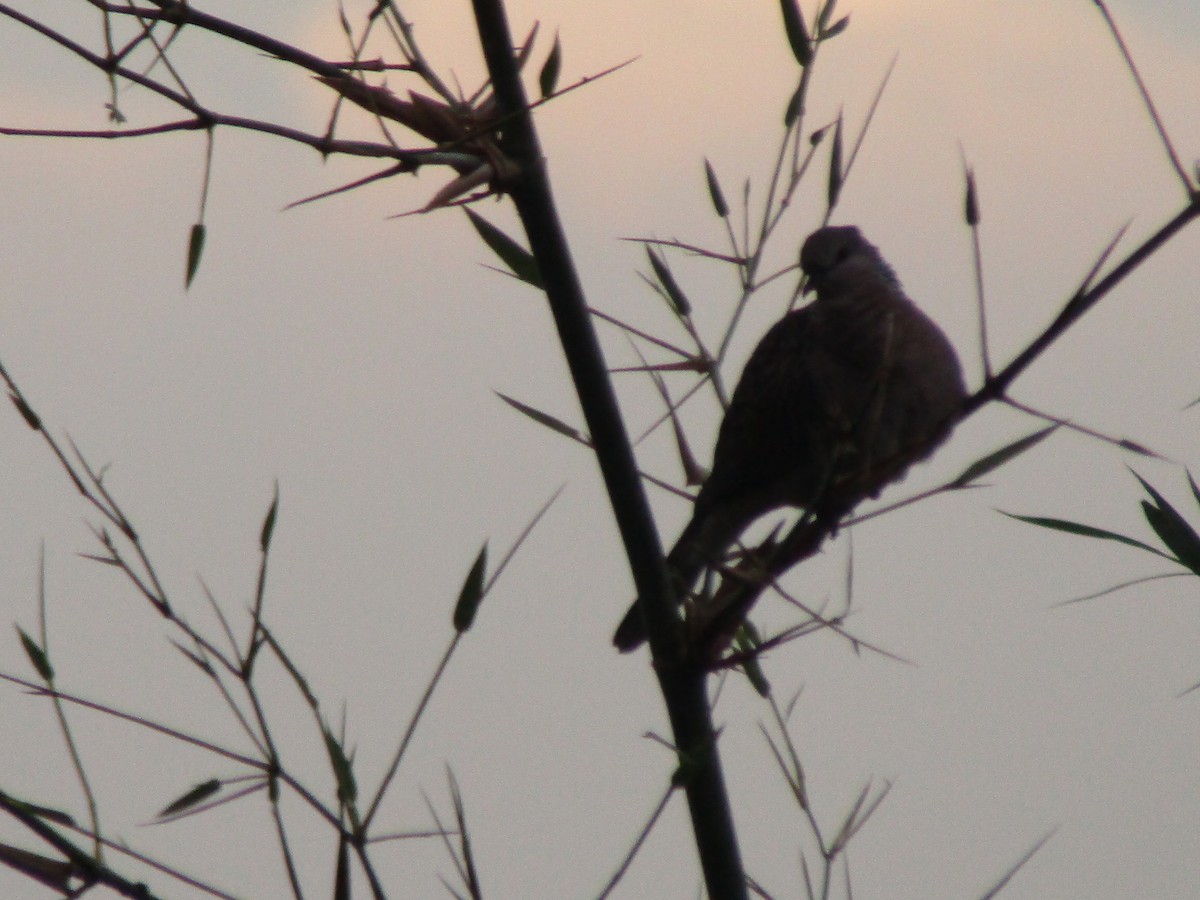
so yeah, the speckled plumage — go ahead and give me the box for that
[614,226,966,652]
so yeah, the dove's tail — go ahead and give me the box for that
[611,509,736,652]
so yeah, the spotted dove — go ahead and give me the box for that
[613,225,967,652]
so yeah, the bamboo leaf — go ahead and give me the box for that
[1187,469,1200,510]
[734,625,770,697]
[0,843,74,892]
[1130,471,1200,573]
[646,247,692,317]
[816,0,838,33]
[465,209,543,288]
[185,223,206,289]
[1000,512,1177,561]
[784,83,805,127]
[827,115,844,208]
[821,15,850,39]
[260,485,279,552]
[259,625,320,711]
[447,767,482,897]
[453,544,488,633]
[829,779,891,855]
[978,829,1057,900]
[827,780,872,855]
[169,639,215,677]
[495,391,586,443]
[703,158,729,218]
[514,20,540,74]
[7,800,74,827]
[538,33,562,99]
[964,166,980,226]
[158,779,221,818]
[324,728,358,806]
[1117,437,1157,457]
[9,394,40,431]
[16,628,53,682]
[778,0,813,66]
[951,426,1056,487]
[1140,502,1200,572]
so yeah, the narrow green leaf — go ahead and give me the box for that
[169,639,215,677]
[464,209,543,288]
[778,0,813,67]
[1131,473,1200,574]
[977,829,1057,900]
[646,248,692,317]
[17,628,53,682]
[734,625,770,697]
[446,767,482,897]
[9,394,41,431]
[259,625,320,711]
[784,83,805,127]
[1133,470,1185,520]
[1117,438,1157,457]
[1130,472,1200,568]
[158,779,221,818]
[514,20,540,73]
[1187,469,1200,510]
[964,166,980,226]
[827,780,877,855]
[1139,502,1199,571]
[951,425,1056,487]
[453,544,488,633]
[323,728,358,806]
[826,116,843,208]
[703,158,729,218]
[821,15,850,39]
[816,0,838,33]
[495,391,585,443]
[9,801,74,827]
[1000,512,1176,560]
[260,485,279,552]
[0,843,74,891]
[185,223,206,289]
[538,33,562,99]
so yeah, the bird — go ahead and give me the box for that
[613,225,967,652]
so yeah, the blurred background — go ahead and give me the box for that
[1,1,1199,896]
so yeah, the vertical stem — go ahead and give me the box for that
[467,2,747,896]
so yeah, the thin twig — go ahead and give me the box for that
[1092,0,1193,193]
[363,636,460,829]
[964,198,1200,414]
[35,548,103,861]
[0,789,170,900]
[596,783,676,899]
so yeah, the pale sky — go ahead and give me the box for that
[1,2,1199,898]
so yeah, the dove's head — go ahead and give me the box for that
[800,226,899,300]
